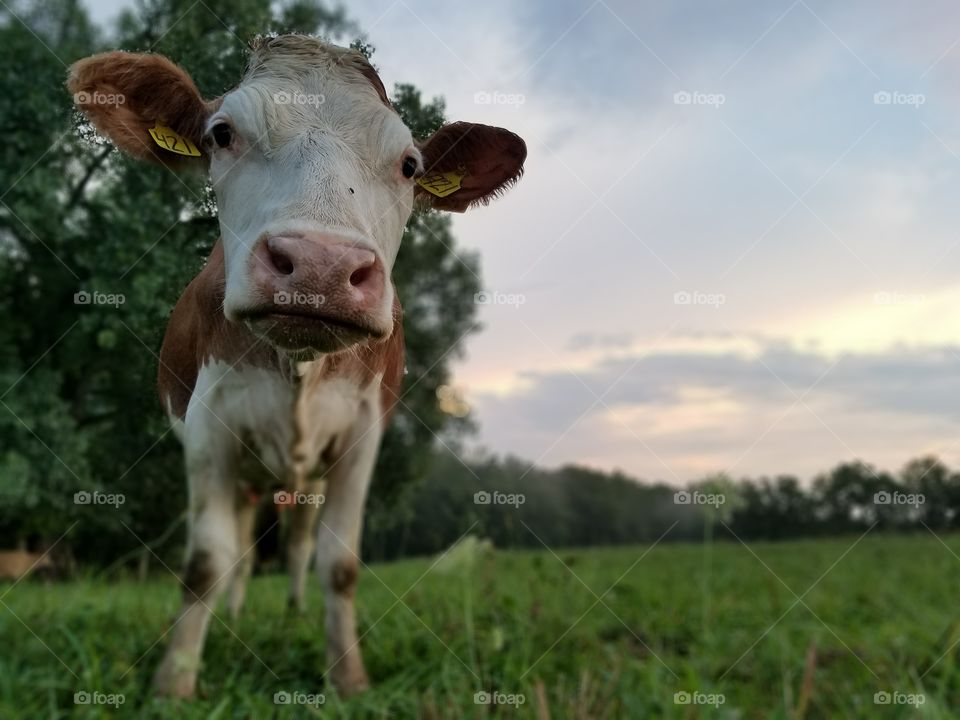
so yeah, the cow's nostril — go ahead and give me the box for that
[268,247,295,276]
[349,264,373,288]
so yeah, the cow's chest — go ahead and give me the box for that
[185,360,371,488]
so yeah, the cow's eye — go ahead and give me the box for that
[212,122,232,149]
[401,156,418,179]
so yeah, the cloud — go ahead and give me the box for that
[515,340,960,422]
[565,331,635,351]
[470,338,960,481]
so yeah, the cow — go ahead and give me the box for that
[0,549,54,581]
[68,34,525,699]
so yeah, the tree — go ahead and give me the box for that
[730,476,817,539]
[0,0,480,568]
[900,456,952,529]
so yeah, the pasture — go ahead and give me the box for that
[1,534,955,718]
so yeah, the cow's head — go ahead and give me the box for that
[69,35,525,354]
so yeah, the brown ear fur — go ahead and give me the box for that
[416,122,526,212]
[67,51,212,168]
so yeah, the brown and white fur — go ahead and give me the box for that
[68,35,525,699]
[0,549,54,581]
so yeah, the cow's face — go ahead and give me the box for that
[206,39,417,351]
[69,36,526,355]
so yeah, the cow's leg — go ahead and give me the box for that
[316,407,381,697]
[287,479,324,612]
[227,501,257,619]
[153,469,239,698]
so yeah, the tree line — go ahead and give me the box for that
[362,452,960,561]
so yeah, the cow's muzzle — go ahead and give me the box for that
[239,232,390,352]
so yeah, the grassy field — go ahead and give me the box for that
[1,533,958,718]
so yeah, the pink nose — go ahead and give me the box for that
[251,233,385,317]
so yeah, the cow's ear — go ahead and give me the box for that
[415,122,526,213]
[68,51,213,169]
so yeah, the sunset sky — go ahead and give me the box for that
[86,0,960,484]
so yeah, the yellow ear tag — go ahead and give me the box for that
[417,171,463,198]
[148,123,201,157]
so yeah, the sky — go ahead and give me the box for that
[82,0,960,485]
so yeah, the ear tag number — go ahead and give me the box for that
[148,123,201,157]
[417,171,463,198]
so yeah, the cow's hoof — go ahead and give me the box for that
[153,659,197,699]
[286,597,305,616]
[330,662,369,698]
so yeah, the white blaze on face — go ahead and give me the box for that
[204,40,420,328]
[69,36,527,354]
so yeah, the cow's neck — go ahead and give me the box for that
[157,239,404,423]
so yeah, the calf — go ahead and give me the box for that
[68,35,525,699]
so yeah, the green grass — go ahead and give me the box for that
[2,534,959,718]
